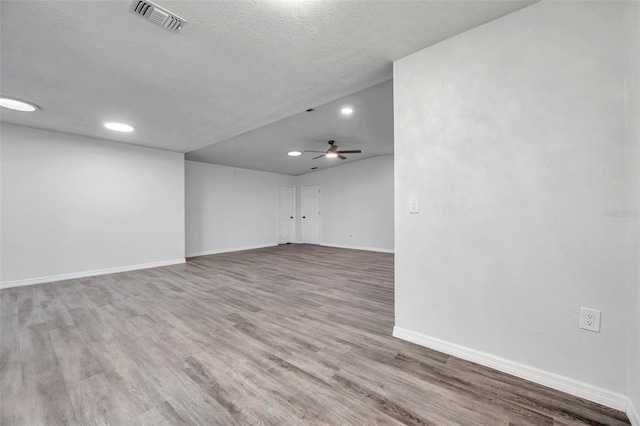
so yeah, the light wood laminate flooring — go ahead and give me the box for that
[0,244,631,425]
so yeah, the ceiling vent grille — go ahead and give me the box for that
[129,0,186,33]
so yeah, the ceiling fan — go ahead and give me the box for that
[305,140,362,160]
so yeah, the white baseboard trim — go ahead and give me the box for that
[628,397,640,426]
[186,243,277,258]
[320,243,394,254]
[393,326,629,413]
[0,258,186,290]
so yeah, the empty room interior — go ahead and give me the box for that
[1,1,639,425]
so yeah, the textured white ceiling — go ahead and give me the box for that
[0,1,535,153]
[187,79,393,175]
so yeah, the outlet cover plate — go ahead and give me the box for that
[579,307,601,332]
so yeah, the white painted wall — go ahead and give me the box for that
[185,156,393,257]
[394,0,636,410]
[1,124,185,286]
[624,0,640,421]
[185,160,295,257]
[296,155,394,252]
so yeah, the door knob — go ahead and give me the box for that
[290,216,293,219]
[303,216,306,219]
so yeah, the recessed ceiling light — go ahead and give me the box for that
[104,122,134,132]
[341,107,353,115]
[287,151,302,157]
[0,97,39,112]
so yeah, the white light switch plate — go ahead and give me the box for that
[409,198,419,214]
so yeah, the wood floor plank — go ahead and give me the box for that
[67,373,140,425]
[0,244,631,425]
[88,338,163,413]
[21,358,77,425]
[134,401,186,426]
[50,325,103,386]
[182,352,307,425]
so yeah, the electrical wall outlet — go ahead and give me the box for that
[579,307,601,332]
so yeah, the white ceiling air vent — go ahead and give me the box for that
[129,0,186,33]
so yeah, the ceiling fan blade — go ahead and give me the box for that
[312,154,326,160]
[336,150,362,154]
[338,154,347,160]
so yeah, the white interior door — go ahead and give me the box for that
[277,185,295,244]
[302,184,321,244]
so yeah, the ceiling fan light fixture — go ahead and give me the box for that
[287,151,302,157]
[0,97,39,112]
[326,152,339,158]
